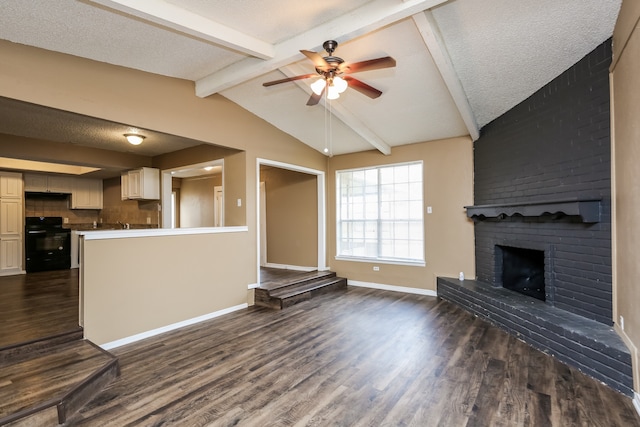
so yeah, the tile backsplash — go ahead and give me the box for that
[25,197,98,226]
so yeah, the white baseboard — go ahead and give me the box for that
[347,280,437,297]
[247,283,259,289]
[100,303,248,350]
[634,393,640,418]
[263,263,316,272]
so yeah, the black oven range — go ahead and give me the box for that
[25,216,71,273]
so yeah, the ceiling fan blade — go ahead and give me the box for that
[306,86,325,106]
[263,73,317,87]
[340,56,396,74]
[301,50,331,71]
[343,76,383,99]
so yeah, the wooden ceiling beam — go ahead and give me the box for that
[195,0,451,98]
[89,0,274,59]
[410,10,480,140]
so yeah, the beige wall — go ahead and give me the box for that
[0,40,327,290]
[260,166,318,267]
[180,176,218,228]
[327,137,475,291]
[611,1,640,393]
[82,230,250,345]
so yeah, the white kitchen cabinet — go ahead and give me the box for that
[46,175,74,193]
[2,172,25,197]
[0,199,22,235]
[24,173,73,193]
[0,172,23,276]
[123,167,159,200]
[23,173,48,192]
[0,238,21,272]
[121,172,129,200]
[71,178,103,209]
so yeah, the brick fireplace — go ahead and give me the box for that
[438,39,633,395]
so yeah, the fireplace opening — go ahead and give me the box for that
[500,246,545,301]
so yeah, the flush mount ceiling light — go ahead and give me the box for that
[124,133,145,145]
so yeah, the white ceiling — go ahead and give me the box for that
[0,0,622,157]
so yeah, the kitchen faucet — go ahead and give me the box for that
[117,221,130,229]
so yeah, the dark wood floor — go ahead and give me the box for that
[0,267,305,349]
[63,286,640,426]
[0,269,79,349]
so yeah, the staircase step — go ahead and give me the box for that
[260,270,337,292]
[255,272,347,310]
[270,277,346,299]
[0,328,84,367]
[0,339,119,425]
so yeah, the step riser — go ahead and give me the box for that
[58,359,120,423]
[255,288,282,309]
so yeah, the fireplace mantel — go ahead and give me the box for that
[465,198,601,223]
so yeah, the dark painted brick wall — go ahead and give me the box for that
[473,39,612,325]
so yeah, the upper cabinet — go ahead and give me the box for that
[71,178,103,210]
[24,172,102,209]
[24,173,73,193]
[47,175,74,193]
[122,167,160,200]
[1,172,23,198]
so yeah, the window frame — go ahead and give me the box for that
[335,161,425,267]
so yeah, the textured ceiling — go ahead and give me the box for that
[0,0,622,163]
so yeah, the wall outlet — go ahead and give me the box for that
[427,206,433,214]
[63,217,69,224]
[373,266,380,271]
[620,315,625,331]
[237,198,242,207]
[147,217,151,224]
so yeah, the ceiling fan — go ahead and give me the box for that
[262,40,396,106]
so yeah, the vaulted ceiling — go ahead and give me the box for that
[0,0,621,157]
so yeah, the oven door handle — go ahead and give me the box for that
[27,230,48,234]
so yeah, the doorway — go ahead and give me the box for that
[161,159,224,228]
[256,159,326,285]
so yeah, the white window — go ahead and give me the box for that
[336,161,424,265]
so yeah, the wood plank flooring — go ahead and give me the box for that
[0,269,79,349]
[65,287,640,426]
[0,340,117,424]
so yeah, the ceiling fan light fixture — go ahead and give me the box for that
[333,76,348,93]
[124,133,145,145]
[310,79,326,95]
[327,85,340,100]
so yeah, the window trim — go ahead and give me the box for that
[335,160,425,266]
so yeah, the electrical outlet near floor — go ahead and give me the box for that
[373,266,380,271]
